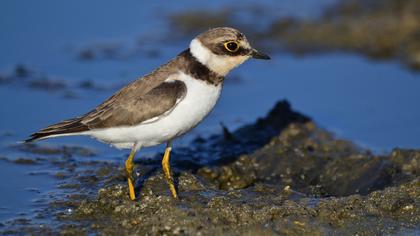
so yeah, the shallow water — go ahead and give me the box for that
[0,161,54,220]
[0,0,419,224]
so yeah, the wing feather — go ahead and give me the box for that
[25,75,187,142]
[82,79,187,128]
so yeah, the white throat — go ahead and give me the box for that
[189,38,249,76]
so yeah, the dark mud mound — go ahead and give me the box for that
[199,122,418,197]
[172,100,310,168]
[2,101,419,235]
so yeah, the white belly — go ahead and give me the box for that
[87,72,222,149]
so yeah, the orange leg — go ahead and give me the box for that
[125,143,139,200]
[162,141,177,198]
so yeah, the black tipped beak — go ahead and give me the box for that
[251,49,270,60]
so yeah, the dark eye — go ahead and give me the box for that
[224,41,239,52]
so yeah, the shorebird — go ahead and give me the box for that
[25,27,270,200]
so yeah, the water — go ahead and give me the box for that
[1,0,419,223]
[0,161,55,220]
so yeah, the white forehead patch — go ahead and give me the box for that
[190,38,250,76]
[240,38,251,50]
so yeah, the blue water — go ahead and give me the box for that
[0,0,419,223]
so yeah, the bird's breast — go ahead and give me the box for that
[162,72,222,137]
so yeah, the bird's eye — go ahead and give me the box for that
[224,41,239,52]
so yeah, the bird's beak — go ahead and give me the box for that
[250,49,270,60]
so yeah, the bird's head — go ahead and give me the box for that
[189,27,270,76]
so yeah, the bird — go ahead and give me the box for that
[25,27,270,200]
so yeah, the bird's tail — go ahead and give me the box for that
[24,118,89,143]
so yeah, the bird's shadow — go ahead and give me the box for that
[134,166,159,199]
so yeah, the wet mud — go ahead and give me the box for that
[1,101,418,235]
[268,0,420,70]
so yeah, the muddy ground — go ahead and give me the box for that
[268,0,420,70]
[1,101,418,235]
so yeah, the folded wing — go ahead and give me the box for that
[25,79,187,142]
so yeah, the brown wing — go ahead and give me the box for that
[25,79,187,142]
[81,80,186,128]
[25,50,199,142]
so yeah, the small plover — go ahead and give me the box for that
[25,27,270,200]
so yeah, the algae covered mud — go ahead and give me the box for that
[1,101,419,235]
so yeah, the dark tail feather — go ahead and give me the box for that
[24,118,89,143]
